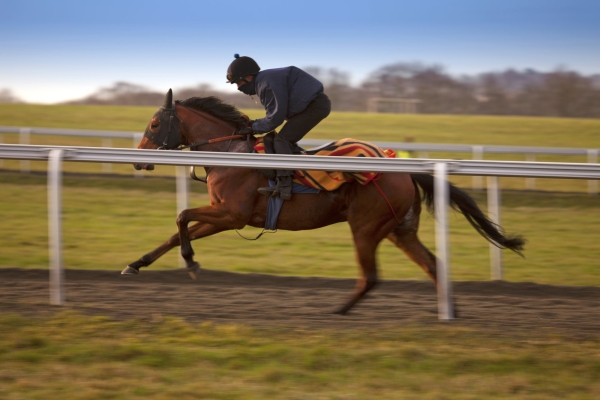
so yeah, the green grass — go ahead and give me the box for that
[1,103,599,192]
[1,104,599,283]
[0,312,599,400]
[1,103,599,148]
[1,171,599,286]
[1,105,600,399]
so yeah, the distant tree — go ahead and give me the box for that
[0,88,21,103]
[60,66,600,118]
[507,69,600,118]
[477,75,509,115]
[362,62,427,99]
[411,68,476,114]
[362,63,477,114]
[544,70,598,117]
[68,82,164,105]
[304,67,365,111]
[67,81,262,110]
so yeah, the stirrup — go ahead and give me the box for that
[257,186,278,197]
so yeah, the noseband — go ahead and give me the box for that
[155,105,184,150]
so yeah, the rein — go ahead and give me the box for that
[180,133,248,150]
[157,104,256,183]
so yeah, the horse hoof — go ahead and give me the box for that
[187,262,201,280]
[121,266,139,275]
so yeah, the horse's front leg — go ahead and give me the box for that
[177,204,249,279]
[122,222,228,275]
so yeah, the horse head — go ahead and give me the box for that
[134,89,253,171]
[134,89,183,171]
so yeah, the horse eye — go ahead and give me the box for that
[150,117,160,129]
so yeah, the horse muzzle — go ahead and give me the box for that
[133,163,154,171]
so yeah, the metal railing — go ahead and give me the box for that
[0,126,598,193]
[1,143,598,320]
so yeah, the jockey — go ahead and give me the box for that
[226,54,331,200]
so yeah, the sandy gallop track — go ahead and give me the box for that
[1,268,598,336]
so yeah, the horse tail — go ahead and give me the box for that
[410,174,526,255]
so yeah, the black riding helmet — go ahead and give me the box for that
[226,54,260,84]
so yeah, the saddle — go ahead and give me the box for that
[253,133,396,191]
[254,132,304,181]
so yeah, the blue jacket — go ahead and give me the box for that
[249,66,324,133]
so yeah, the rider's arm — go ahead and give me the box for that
[251,75,289,133]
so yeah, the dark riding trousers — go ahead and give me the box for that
[274,92,331,176]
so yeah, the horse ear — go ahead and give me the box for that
[163,89,173,109]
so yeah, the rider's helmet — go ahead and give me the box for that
[226,54,260,84]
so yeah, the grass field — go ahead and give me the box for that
[1,312,599,400]
[1,104,599,399]
[1,103,599,148]
[1,170,599,286]
[1,103,599,192]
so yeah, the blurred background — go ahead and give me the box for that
[1,0,600,117]
[1,3,600,397]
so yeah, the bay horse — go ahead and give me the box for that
[126,89,525,315]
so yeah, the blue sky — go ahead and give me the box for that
[1,0,599,104]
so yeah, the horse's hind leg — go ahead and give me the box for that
[387,228,438,287]
[384,202,464,316]
[122,222,226,275]
[388,228,462,317]
[386,205,438,287]
[334,234,380,315]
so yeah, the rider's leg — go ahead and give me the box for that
[257,93,331,200]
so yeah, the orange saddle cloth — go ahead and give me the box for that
[254,137,396,191]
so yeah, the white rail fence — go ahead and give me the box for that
[1,144,599,320]
[0,126,598,193]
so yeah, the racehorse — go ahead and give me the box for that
[126,89,525,315]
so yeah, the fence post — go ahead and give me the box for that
[525,154,536,190]
[472,146,483,190]
[133,133,144,178]
[588,149,598,195]
[48,149,65,305]
[102,138,112,173]
[487,176,503,280]
[176,165,190,269]
[19,128,31,173]
[434,162,454,320]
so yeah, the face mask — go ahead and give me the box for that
[237,81,255,95]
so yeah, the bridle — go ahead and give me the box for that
[155,104,250,152]
[152,103,256,184]
[155,105,182,150]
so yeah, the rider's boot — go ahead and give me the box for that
[257,174,293,200]
[277,175,292,200]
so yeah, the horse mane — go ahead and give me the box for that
[176,96,248,129]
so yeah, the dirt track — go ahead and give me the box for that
[1,268,599,337]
